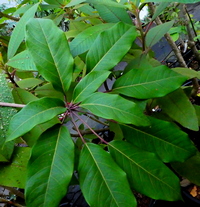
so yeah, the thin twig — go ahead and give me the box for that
[0,102,25,108]
[0,198,25,207]
[70,113,86,143]
[1,186,24,199]
[0,12,20,21]
[72,112,108,144]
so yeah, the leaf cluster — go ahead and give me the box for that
[0,0,200,207]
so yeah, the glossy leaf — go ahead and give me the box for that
[0,147,31,188]
[17,78,44,89]
[146,21,174,48]
[172,152,200,186]
[156,88,199,131]
[80,92,150,126]
[95,4,132,24]
[152,2,171,21]
[121,117,197,163]
[86,0,126,8]
[0,74,17,161]
[112,65,187,99]
[70,23,115,57]
[66,0,86,7]
[6,97,66,142]
[7,3,39,59]
[44,0,68,6]
[78,143,137,207]
[86,22,137,72]
[26,125,74,207]
[109,141,181,201]
[72,71,110,103]
[26,18,74,94]
[12,88,38,104]
[35,83,64,100]
[6,50,37,71]
[23,118,60,147]
[172,67,200,79]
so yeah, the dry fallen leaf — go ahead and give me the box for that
[190,185,197,197]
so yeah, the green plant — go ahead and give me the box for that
[1,0,200,207]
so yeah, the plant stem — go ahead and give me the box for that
[1,186,24,199]
[0,102,25,108]
[72,112,108,144]
[0,12,20,21]
[148,2,188,68]
[70,113,86,144]
[0,198,24,207]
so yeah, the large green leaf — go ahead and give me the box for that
[146,21,174,48]
[78,143,137,207]
[6,50,37,71]
[6,97,66,142]
[0,147,31,188]
[17,78,44,89]
[12,88,38,104]
[26,18,74,94]
[86,0,126,8]
[121,117,197,163]
[80,92,150,126]
[26,125,74,207]
[44,0,68,6]
[0,74,17,162]
[172,67,200,79]
[109,141,181,201]
[72,71,110,103]
[112,65,188,99]
[156,88,199,131]
[7,3,39,59]
[95,4,132,24]
[171,152,200,186]
[23,118,60,147]
[69,23,115,57]
[86,22,137,72]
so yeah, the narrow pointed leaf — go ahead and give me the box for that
[26,125,74,207]
[109,141,181,201]
[86,0,126,8]
[6,98,66,142]
[80,92,150,126]
[26,18,74,94]
[86,22,137,72]
[156,88,199,131]
[70,23,115,57]
[7,3,39,59]
[152,2,171,21]
[79,143,137,207]
[121,117,197,163]
[72,71,110,103]
[172,67,200,79]
[146,21,174,48]
[7,50,37,71]
[112,66,188,99]
[95,4,132,24]
[44,0,68,6]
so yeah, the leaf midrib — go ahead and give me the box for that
[110,143,178,193]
